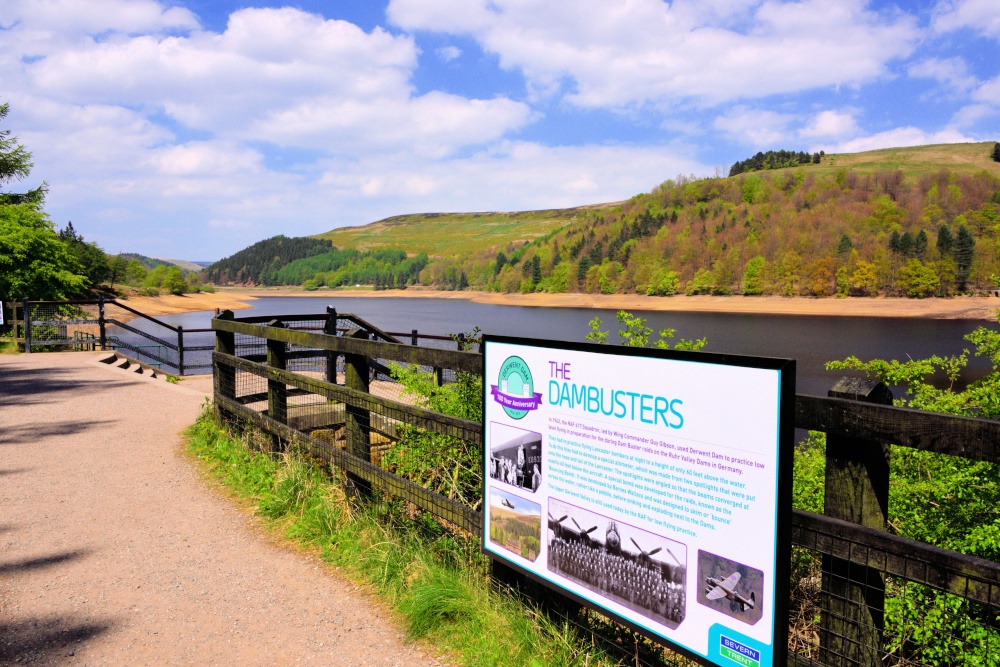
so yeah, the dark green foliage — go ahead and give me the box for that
[937,225,954,255]
[992,142,1000,163]
[954,225,975,290]
[204,235,333,284]
[59,222,109,287]
[0,204,87,300]
[836,233,853,254]
[729,149,816,176]
[119,252,173,270]
[914,229,928,258]
[0,101,46,208]
[269,247,427,289]
[899,231,914,256]
[493,251,506,276]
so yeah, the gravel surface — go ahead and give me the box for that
[0,352,441,666]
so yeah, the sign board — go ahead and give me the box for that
[482,335,794,667]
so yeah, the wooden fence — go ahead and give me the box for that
[212,310,1000,667]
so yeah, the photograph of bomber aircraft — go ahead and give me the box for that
[546,498,687,629]
[696,550,764,625]
[704,572,755,612]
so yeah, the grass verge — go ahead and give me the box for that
[185,407,622,667]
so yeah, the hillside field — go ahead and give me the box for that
[315,205,618,257]
[312,143,999,260]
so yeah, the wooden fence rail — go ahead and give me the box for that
[213,314,1000,667]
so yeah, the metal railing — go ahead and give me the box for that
[18,297,214,375]
[212,311,1000,667]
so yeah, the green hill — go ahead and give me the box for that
[314,205,618,258]
[314,143,998,261]
[212,142,1000,297]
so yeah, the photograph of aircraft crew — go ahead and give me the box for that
[488,422,543,492]
[546,498,687,629]
[488,488,542,562]
[696,549,764,625]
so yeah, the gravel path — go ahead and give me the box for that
[0,352,439,666]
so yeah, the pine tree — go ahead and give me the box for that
[837,233,853,254]
[937,225,954,256]
[0,101,47,207]
[954,226,975,291]
[992,142,1000,163]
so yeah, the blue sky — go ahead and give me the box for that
[2,0,998,261]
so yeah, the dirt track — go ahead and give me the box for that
[0,352,438,666]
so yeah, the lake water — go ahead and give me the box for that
[160,295,994,398]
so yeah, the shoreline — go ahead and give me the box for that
[205,286,1000,321]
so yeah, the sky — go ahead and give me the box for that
[2,0,998,261]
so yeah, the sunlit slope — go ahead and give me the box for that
[314,142,999,257]
[798,141,1000,178]
[314,206,619,256]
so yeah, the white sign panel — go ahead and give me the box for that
[482,335,794,667]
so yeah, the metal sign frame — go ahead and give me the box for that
[481,334,794,667]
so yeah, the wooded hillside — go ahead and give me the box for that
[421,144,1000,298]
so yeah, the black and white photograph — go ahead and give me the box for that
[696,550,764,625]
[546,498,687,629]
[488,489,542,562]
[488,422,543,492]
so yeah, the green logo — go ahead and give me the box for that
[491,356,541,420]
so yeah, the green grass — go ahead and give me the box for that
[314,206,617,258]
[185,408,627,667]
[783,141,1000,179]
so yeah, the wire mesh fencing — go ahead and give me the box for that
[23,300,102,351]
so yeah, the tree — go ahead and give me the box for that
[992,142,1000,163]
[494,251,507,276]
[0,102,46,207]
[954,225,975,291]
[898,258,939,298]
[836,233,853,255]
[59,221,110,287]
[937,225,953,256]
[741,256,768,295]
[914,230,928,259]
[850,260,878,296]
[0,204,86,300]
[162,265,188,295]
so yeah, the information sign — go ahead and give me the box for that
[482,335,794,667]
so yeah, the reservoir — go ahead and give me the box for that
[158,295,993,398]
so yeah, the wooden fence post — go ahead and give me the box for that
[23,297,30,354]
[324,306,338,384]
[820,377,893,667]
[98,297,107,351]
[266,320,288,425]
[344,327,372,497]
[214,310,236,406]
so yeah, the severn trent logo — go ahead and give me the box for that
[491,356,542,420]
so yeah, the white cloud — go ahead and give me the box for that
[436,45,461,62]
[713,107,795,147]
[908,57,978,93]
[387,0,920,108]
[800,110,859,140]
[3,0,198,37]
[973,74,1000,105]
[933,0,1000,39]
